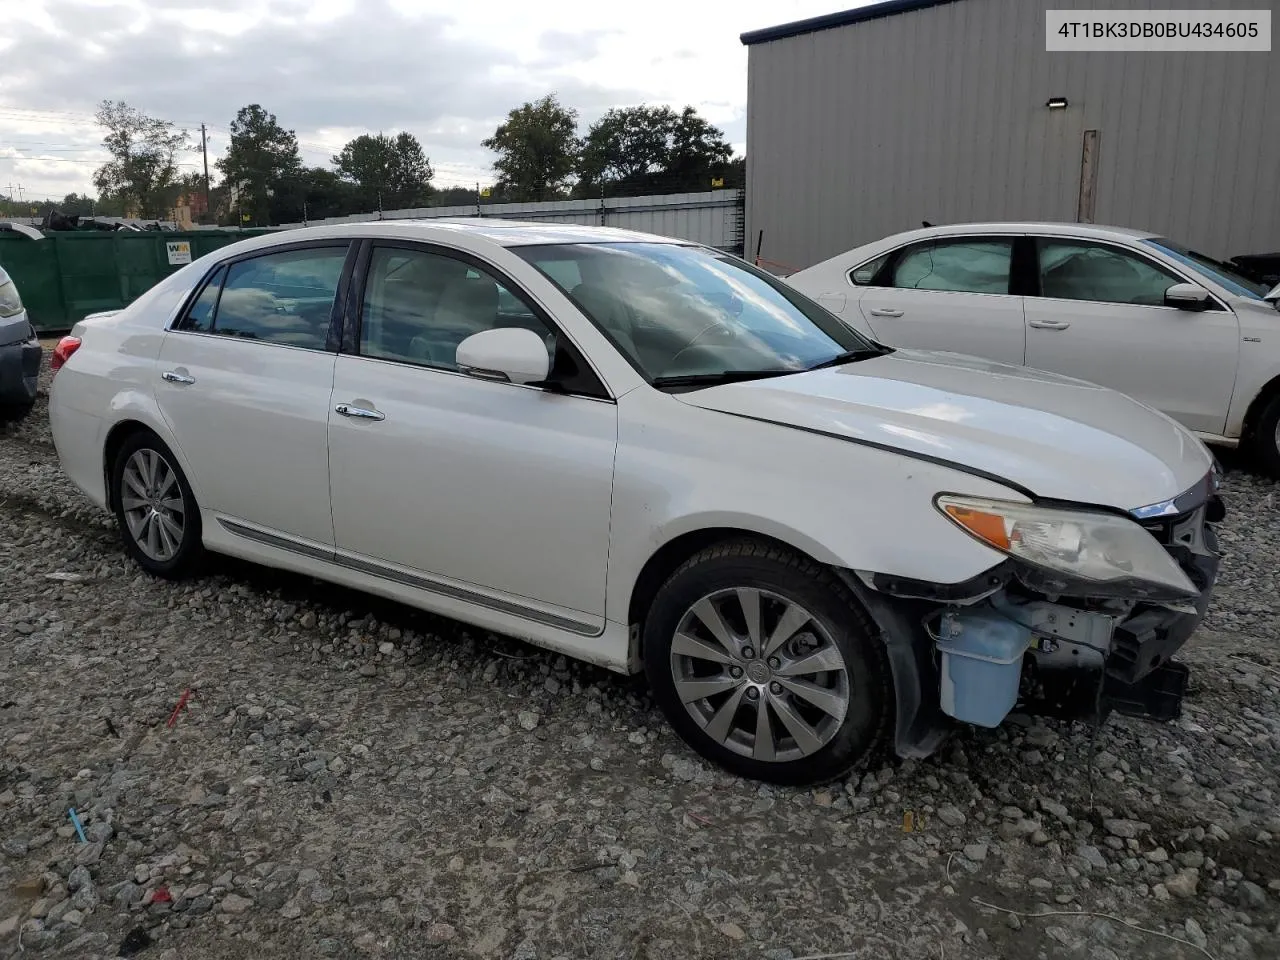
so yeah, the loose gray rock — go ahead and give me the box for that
[219,893,254,914]
[1165,869,1199,899]
[937,804,966,827]
[427,922,457,943]
[1184,918,1208,948]
[66,866,92,892]
[1238,880,1267,909]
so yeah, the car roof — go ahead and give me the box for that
[252,218,685,249]
[885,221,1162,244]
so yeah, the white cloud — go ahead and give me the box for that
[0,0,851,202]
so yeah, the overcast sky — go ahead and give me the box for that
[0,0,853,204]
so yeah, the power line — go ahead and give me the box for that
[0,154,201,167]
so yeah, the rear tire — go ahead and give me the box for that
[110,431,204,579]
[0,400,35,424]
[1251,393,1280,479]
[643,539,891,785]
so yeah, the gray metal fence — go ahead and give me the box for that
[274,190,746,255]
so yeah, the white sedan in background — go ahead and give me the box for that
[48,220,1222,784]
[787,222,1280,474]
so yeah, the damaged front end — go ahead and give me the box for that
[843,474,1224,758]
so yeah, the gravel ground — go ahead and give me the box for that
[2,358,1279,960]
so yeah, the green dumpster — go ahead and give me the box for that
[0,228,278,333]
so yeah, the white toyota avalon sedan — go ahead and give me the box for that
[48,220,1223,784]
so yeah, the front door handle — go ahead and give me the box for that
[335,402,385,421]
[868,307,904,318]
[1028,319,1071,331]
[161,370,196,384]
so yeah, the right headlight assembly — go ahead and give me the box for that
[935,494,1197,598]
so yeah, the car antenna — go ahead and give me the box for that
[922,220,933,228]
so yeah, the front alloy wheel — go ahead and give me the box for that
[671,588,850,763]
[645,540,891,785]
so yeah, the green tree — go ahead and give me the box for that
[482,95,580,201]
[91,100,191,218]
[576,104,735,196]
[270,166,361,222]
[57,193,97,216]
[431,185,483,207]
[216,104,302,225]
[666,106,734,188]
[333,132,434,212]
[578,105,676,190]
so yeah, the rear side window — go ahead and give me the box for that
[849,252,890,286]
[182,266,225,333]
[890,240,1013,294]
[177,245,348,349]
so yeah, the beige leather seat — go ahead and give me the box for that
[409,276,499,368]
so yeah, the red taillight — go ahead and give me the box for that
[50,335,81,374]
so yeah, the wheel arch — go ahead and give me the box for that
[1240,372,1280,443]
[627,525,841,663]
[101,413,198,509]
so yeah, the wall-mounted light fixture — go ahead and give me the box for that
[1046,97,1069,109]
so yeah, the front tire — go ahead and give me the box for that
[1251,393,1280,479]
[110,431,204,578]
[643,539,891,785]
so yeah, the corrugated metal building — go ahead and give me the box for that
[742,0,1279,272]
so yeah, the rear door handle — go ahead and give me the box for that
[335,403,385,422]
[868,307,904,318]
[161,370,195,384]
[1028,319,1071,330]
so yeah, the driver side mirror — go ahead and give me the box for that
[1164,282,1211,311]
[456,328,550,385]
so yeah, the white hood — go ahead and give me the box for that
[676,349,1213,511]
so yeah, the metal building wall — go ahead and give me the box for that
[275,190,745,253]
[745,0,1279,271]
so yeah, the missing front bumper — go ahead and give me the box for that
[847,496,1220,755]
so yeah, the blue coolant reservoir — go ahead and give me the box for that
[935,611,1033,728]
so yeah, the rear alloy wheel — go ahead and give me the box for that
[111,432,203,578]
[644,540,891,785]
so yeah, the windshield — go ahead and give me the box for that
[1143,238,1271,300]
[513,242,881,385]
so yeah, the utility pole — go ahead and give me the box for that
[200,123,211,221]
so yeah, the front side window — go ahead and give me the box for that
[514,242,881,384]
[359,246,555,370]
[1037,240,1180,306]
[179,245,347,348]
[890,240,1013,294]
